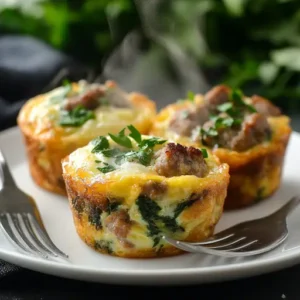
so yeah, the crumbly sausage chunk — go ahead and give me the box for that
[231,113,271,151]
[64,87,105,111]
[169,103,209,137]
[64,83,132,111]
[141,180,168,200]
[201,113,271,151]
[204,85,231,111]
[251,95,281,117]
[105,210,131,239]
[153,143,208,178]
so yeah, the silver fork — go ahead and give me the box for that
[0,149,68,260]
[163,196,300,257]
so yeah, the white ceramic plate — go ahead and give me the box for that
[0,127,300,286]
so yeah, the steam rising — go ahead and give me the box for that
[100,0,210,109]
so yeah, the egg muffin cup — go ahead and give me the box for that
[17,80,156,195]
[62,126,229,258]
[151,88,291,209]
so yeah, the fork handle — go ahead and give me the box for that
[272,196,300,219]
[0,149,16,188]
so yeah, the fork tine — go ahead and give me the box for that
[204,237,247,249]
[188,233,236,245]
[0,214,31,254]
[162,236,200,253]
[10,213,49,259]
[20,213,59,258]
[0,149,16,187]
[27,213,68,259]
[221,240,258,251]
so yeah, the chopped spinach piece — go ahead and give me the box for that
[88,206,102,230]
[156,244,164,253]
[153,236,161,248]
[266,129,272,141]
[94,240,113,254]
[72,196,84,214]
[255,187,265,203]
[136,195,161,236]
[91,136,109,153]
[106,202,120,214]
[136,196,184,247]
[159,216,184,232]
[59,105,95,127]
[136,196,162,246]
[174,196,199,218]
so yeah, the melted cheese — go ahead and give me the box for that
[62,139,158,181]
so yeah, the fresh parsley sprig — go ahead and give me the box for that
[90,125,167,173]
[109,128,132,148]
[97,162,116,173]
[199,88,256,140]
[59,105,95,127]
[128,124,142,143]
[91,136,109,153]
[187,90,195,101]
[177,90,196,103]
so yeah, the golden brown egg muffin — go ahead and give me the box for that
[62,126,229,258]
[17,80,156,195]
[151,85,291,209]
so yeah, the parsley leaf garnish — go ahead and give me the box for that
[187,90,195,101]
[97,162,116,174]
[92,125,167,171]
[91,136,109,153]
[200,88,257,142]
[201,148,208,158]
[59,105,95,127]
[139,137,167,149]
[229,89,257,113]
[128,124,142,144]
[62,79,71,87]
[101,148,122,157]
[109,128,132,148]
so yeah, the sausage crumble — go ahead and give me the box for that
[153,143,208,178]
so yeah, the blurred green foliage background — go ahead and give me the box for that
[1,0,300,111]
